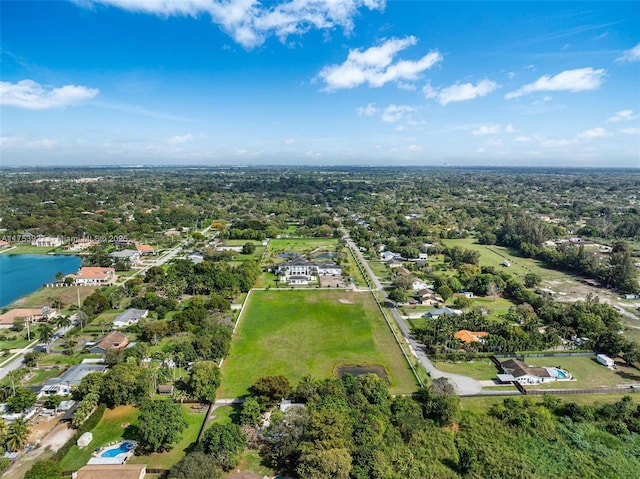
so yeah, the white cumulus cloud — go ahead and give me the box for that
[472,123,502,136]
[620,127,640,135]
[356,103,378,116]
[382,104,416,123]
[607,110,638,122]
[424,79,498,106]
[167,133,195,145]
[616,43,640,62]
[505,67,605,99]
[319,36,442,90]
[577,127,611,140]
[78,0,386,49]
[0,79,98,110]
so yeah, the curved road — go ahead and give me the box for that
[345,237,483,396]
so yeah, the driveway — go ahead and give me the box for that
[345,237,483,396]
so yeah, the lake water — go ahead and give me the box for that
[0,254,82,308]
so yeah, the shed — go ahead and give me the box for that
[596,354,615,368]
[77,431,93,448]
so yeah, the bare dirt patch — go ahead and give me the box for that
[338,298,354,304]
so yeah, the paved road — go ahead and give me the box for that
[345,237,483,396]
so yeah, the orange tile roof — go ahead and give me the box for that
[0,308,45,325]
[135,244,154,253]
[75,267,115,279]
[454,330,489,343]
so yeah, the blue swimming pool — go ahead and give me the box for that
[101,441,135,457]
[550,368,569,379]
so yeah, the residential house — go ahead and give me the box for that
[68,267,115,285]
[188,252,204,264]
[412,280,429,291]
[135,243,155,255]
[113,308,148,329]
[108,249,140,265]
[498,359,555,385]
[454,330,489,344]
[274,255,343,285]
[31,236,62,247]
[73,464,146,479]
[0,308,50,329]
[415,289,441,306]
[89,331,130,354]
[39,364,108,396]
[66,238,98,251]
[380,251,397,261]
[422,307,462,319]
[396,267,411,276]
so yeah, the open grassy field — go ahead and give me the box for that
[267,237,338,255]
[8,285,100,311]
[440,238,570,281]
[218,289,417,397]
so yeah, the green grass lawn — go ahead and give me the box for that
[434,359,500,380]
[0,338,32,350]
[129,403,207,470]
[8,284,99,310]
[60,405,140,472]
[268,237,337,254]
[440,238,570,281]
[521,356,640,389]
[60,403,207,472]
[2,245,59,255]
[368,261,392,281]
[24,368,64,385]
[218,289,417,397]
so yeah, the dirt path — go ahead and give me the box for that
[5,420,74,479]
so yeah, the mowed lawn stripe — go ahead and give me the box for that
[219,290,416,397]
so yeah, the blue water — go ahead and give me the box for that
[0,254,82,308]
[552,368,569,379]
[101,441,135,457]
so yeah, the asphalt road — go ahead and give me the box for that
[345,237,483,396]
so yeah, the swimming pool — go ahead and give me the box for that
[548,367,570,379]
[101,441,136,458]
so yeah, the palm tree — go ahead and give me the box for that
[55,271,64,283]
[5,370,22,396]
[0,418,7,445]
[38,323,55,353]
[75,310,89,331]
[5,417,30,452]
[54,315,71,330]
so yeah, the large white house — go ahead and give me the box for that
[274,256,343,285]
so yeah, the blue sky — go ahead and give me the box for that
[1,0,639,167]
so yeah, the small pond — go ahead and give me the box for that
[336,364,389,383]
[276,252,298,258]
